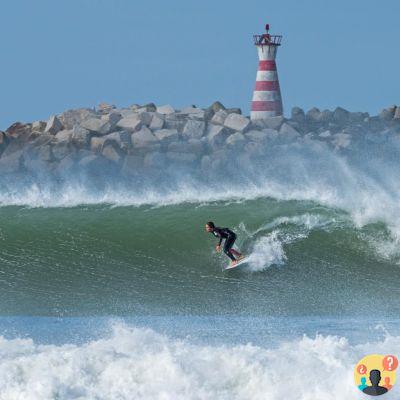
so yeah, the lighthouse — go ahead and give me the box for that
[250,24,283,120]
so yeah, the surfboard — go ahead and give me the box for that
[224,256,249,271]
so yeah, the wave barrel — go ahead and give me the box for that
[251,24,283,119]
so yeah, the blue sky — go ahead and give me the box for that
[1,0,399,129]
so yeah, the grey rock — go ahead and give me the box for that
[116,116,142,132]
[101,112,122,125]
[104,131,132,151]
[226,132,245,146]
[291,107,305,122]
[306,107,321,122]
[207,125,229,146]
[102,144,122,164]
[182,120,206,138]
[131,127,158,148]
[81,117,112,135]
[223,113,250,132]
[255,116,284,130]
[394,107,400,120]
[211,110,228,126]
[154,129,179,142]
[210,101,226,113]
[59,108,96,130]
[36,145,53,162]
[379,106,396,120]
[54,154,76,175]
[97,102,116,114]
[333,107,350,124]
[90,136,106,153]
[279,123,300,139]
[72,126,91,148]
[186,138,204,154]
[45,115,63,135]
[32,121,46,132]
[156,104,175,115]
[136,111,153,126]
[168,139,203,154]
[55,130,73,142]
[225,108,242,115]
[245,130,268,142]
[149,113,165,130]
[179,107,205,119]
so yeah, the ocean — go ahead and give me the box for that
[1,141,400,399]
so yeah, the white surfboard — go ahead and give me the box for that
[224,256,249,271]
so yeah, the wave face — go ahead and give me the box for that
[0,196,400,316]
[0,321,399,400]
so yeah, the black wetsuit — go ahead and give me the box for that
[212,227,237,261]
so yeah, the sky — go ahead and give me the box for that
[1,0,399,129]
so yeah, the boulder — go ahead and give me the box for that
[101,112,122,125]
[6,122,32,138]
[136,111,153,126]
[131,127,158,148]
[32,121,46,132]
[102,144,122,164]
[306,107,321,122]
[71,126,91,148]
[164,115,186,131]
[149,113,165,130]
[211,110,228,126]
[291,107,305,122]
[254,116,284,130]
[394,107,400,120]
[104,131,132,151]
[45,115,63,135]
[97,102,116,114]
[223,113,250,132]
[55,130,73,141]
[90,136,106,153]
[154,129,179,142]
[245,130,268,142]
[207,125,229,146]
[226,132,245,146]
[279,123,300,139]
[225,108,242,115]
[116,116,142,132]
[333,107,350,124]
[179,106,205,116]
[182,120,206,139]
[59,108,96,129]
[379,106,396,120]
[81,117,112,135]
[156,104,175,115]
[209,101,226,113]
[137,103,157,112]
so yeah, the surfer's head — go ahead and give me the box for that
[205,222,215,232]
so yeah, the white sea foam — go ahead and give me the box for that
[0,323,399,400]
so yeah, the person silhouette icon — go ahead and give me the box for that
[358,377,368,391]
[383,376,392,390]
[363,369,388,396]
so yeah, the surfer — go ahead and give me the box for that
[205,222,243,266]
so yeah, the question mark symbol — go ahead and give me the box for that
[387,357,394,370]
[357,364,367,374]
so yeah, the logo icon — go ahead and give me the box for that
[354,354,398,396]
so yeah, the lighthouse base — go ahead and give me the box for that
[250,110,282,120]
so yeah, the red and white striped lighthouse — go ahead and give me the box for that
[250,24,283,120]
